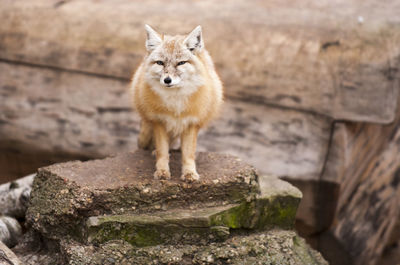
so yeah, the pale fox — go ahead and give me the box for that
[131,25,223,182]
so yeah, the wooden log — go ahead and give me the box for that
[0,61,331,182]
[0,174,35,218]
[0,216,22,248]
[378,219,400,265]
[0,0,399,123]
[0,240,23,265]
[319,105,400,265]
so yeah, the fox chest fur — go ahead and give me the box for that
[132,38,223,138]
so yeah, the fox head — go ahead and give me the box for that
[143,25,205,92]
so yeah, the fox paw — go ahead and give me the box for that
[180,171,200,182]
[154,169,171,180]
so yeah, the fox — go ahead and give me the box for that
[131,24,223,182]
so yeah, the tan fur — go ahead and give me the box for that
[131,25,223,181]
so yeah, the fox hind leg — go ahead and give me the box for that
[138,120,153,150]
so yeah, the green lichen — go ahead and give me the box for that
[210,202,253,228]
[209,195,299,230]
[88,221,163,247]
[258,196,299,229]
[126,226,162,247]
[88,219,222,247]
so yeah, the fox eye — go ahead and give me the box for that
[177,61,187,66]
[155,61,164,66]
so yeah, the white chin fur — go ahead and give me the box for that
[147,79,203,115]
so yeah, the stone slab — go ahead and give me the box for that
[26,150,259,240]
[85,206,234,247]
[85,175,301,246]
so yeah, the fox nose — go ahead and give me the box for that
[164,77,172,84]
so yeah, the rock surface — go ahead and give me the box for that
[20,151,327,264]
[62,230,327,265]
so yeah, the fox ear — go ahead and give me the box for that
[184,25,203,53]
[145,24,162,52]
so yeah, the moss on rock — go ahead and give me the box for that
[85,183,301,247]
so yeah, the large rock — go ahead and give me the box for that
[26,150,259,241]
[21,151,328,264]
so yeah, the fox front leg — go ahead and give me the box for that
[153,122,171,180]
[180,125,200,182]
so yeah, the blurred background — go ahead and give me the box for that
[0,0,399,264]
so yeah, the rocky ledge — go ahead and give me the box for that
[16,150,327,264]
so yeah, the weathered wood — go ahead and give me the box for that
[0,216,22,248]
[378,220,400,265]
[0,0,399,123]
[0,240,23,265]
[0,174,35,218]
[320,108,400,265]
[0,62,331,182]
